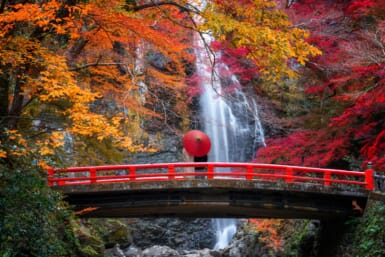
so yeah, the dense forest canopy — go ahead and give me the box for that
[255,0,385,172]
[0,0,319,168]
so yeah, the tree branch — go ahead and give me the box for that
[0,0,7,14]
[69,62,126,71]
[132,1,199,14]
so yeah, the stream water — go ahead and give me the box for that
[194,32,266,249]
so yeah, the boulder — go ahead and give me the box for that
[142,245,180,257]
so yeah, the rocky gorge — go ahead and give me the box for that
[99,200,385,257]
[101,217,328,257]
[104,219,275,257]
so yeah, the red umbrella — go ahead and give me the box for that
[182,130,211,157]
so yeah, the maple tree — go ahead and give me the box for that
[200,0,321,82]
[255,0,385,172]
[0,0,190,166]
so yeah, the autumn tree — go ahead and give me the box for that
[0,0,192,167]
[200,0,321,81]
[256,0,385,172]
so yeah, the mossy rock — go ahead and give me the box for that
[86,219,133,248]
[103,224,132,248]
[352,201,385,257]
[75,223,105,257]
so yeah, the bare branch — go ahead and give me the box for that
[132,1,199,14]
[69,62,126,71]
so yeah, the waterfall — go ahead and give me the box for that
[194,33,266,249]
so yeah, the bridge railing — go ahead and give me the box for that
[47,162,375,190]
[374,172,385,192]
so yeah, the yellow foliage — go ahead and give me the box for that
[37,160,51,170]
[51,132,65,148]
[40,146,55,156]
[0,149,7,158]
[200,0,321,80]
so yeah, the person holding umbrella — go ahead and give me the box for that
[182,130,211,179]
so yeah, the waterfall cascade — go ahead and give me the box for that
[194,32,266,250]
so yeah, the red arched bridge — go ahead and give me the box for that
[48,162,376,219]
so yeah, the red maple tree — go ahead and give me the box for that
[255,0,385,172]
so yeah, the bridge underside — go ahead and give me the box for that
[57,179,369,219]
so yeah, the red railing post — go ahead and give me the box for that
[129,166,136,181]
[285,167,293,183]
[47,168,54,186]
[246,166,253,180]
[365,168,374,190]
[324,171,331,186]
[208,164,214,179]
[168,165,175,180]
[90,168,97,184]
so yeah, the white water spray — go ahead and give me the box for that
[194,32,265,249]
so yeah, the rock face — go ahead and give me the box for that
[127,130,182,165]
[105,221,270,257]
[130,218,216,250]
[106,244,221,257]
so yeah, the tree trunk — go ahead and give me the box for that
[8,77,24,129]
[0,0,7,14]
[67,37,89,60]
[0,74,9,128]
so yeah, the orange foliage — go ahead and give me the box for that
[248,219,282,251]
[74,207,99,216]
[0,0,193,161]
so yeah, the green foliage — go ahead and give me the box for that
[0,159,78,256]
[0,145,110,256]
[281,220,317,257]
[352,201,385,257]
[83,219,132,248]
[73,224,104,257]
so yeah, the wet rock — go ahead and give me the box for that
[142,245,179,257]
[180,248,219,257]
[130,218,216,250]
[220,226,264,257]
[124,245,143,257]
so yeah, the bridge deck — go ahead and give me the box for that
[48,162,374,219]
[56,178,368,219]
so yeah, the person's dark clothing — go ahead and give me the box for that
[194,155,208,178]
